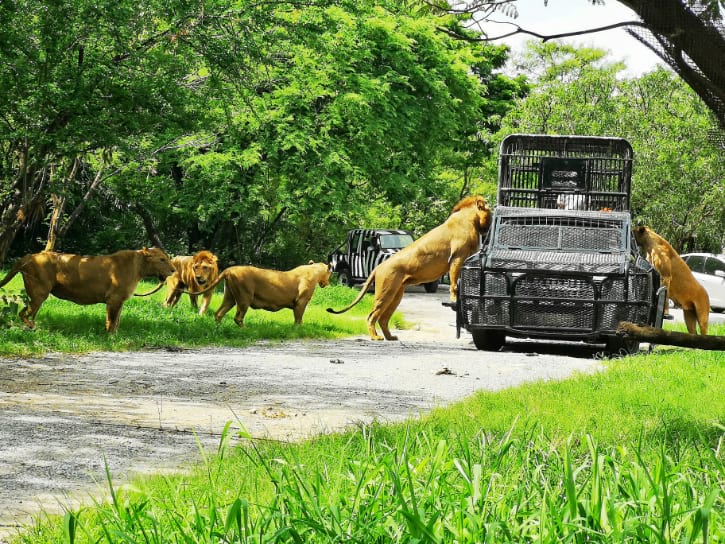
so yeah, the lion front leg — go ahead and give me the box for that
[448,258,466,302]
[105,303,124,333]
[293,300,310,325]
[199,293,212,315]
[164,276,182,308]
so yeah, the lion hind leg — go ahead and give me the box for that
[20,282,51,329]
[214,291,236,324]
[377,286,406,341]
[682,308,700,335]
[233,304,248,327]
[694,303,709,336]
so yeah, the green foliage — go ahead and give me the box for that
[1,0,524,269]
[12,350,723,543]
[495,41,724,253]
[0,291,26,328]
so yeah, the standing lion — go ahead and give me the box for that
[164,250,219,315]
[633,225,709,335]
[327,195,492,341]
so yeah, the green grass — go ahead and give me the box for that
[0,275,392,356]
[3,271,723,542]
[11,349,724,544]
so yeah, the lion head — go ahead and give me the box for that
[192,250,220,286]
[452,195,492,233]
[141,247,176,280]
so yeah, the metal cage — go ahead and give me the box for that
[497,134,633,211]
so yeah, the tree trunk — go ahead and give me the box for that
[44,193,65,252]
[616,322,725,350]
[132,203,166,249]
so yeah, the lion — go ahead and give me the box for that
[186,261,332,326]
[0,247,175,332]
[633,225,710,335]
[327,195,492,341]
[164,250,219,315]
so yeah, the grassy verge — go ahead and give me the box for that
[0,277,389,356]
[12,349,724,544]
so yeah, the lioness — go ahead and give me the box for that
[327,195,492,341]
[0,247,175,332]
[633,225,709,335]
[187,261,332,326]
[164,250,219,315]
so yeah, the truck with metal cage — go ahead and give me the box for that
[454,134,666,355]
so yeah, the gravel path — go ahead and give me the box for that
[0,286,612,540]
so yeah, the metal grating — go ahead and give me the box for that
[459,252,654,336]
[497,134,633,211]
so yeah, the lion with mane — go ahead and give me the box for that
[327,195,492,340]
[164,250,220,315]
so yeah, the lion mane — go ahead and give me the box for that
[164,250,220,315]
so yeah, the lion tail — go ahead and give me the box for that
[134,281,167,297]
[0,256,30,290]
[326,270,376,315]
[179,270,227,297]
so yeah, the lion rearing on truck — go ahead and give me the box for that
[327,195,492,341]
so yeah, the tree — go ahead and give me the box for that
[130,0,525,267]
[0,0,207,263]
[434,0,725,131]
[494,42,724,252]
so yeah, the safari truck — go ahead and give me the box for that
[454,134,666,355]
[328,228,440,293]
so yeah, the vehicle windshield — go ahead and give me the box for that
[379,234,414,249]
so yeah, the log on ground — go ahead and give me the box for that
[616,322,725,351]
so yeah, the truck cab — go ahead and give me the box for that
[455,134,666,355]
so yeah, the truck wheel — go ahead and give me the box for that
[471,330,505,351]
[423,280,439,293]
[338,268,354,287]
[605,337,640,357]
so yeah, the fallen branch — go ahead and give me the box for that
[616,322,725,351]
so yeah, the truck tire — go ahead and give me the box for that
[605,336,640,357]
[423,280,439,293]
[471,330,506,351]
[338,268,354,287]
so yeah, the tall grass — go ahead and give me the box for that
[13,350,723,544]
[0,276,379,356]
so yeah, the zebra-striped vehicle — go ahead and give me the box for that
[328,228,440,293]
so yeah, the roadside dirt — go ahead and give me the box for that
[0,287,611,541]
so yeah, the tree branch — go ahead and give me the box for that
[437,20,649,43]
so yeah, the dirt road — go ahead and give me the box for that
[0,287,609,540]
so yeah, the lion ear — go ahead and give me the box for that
[476,196,487,211]
[309,260,314,265]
